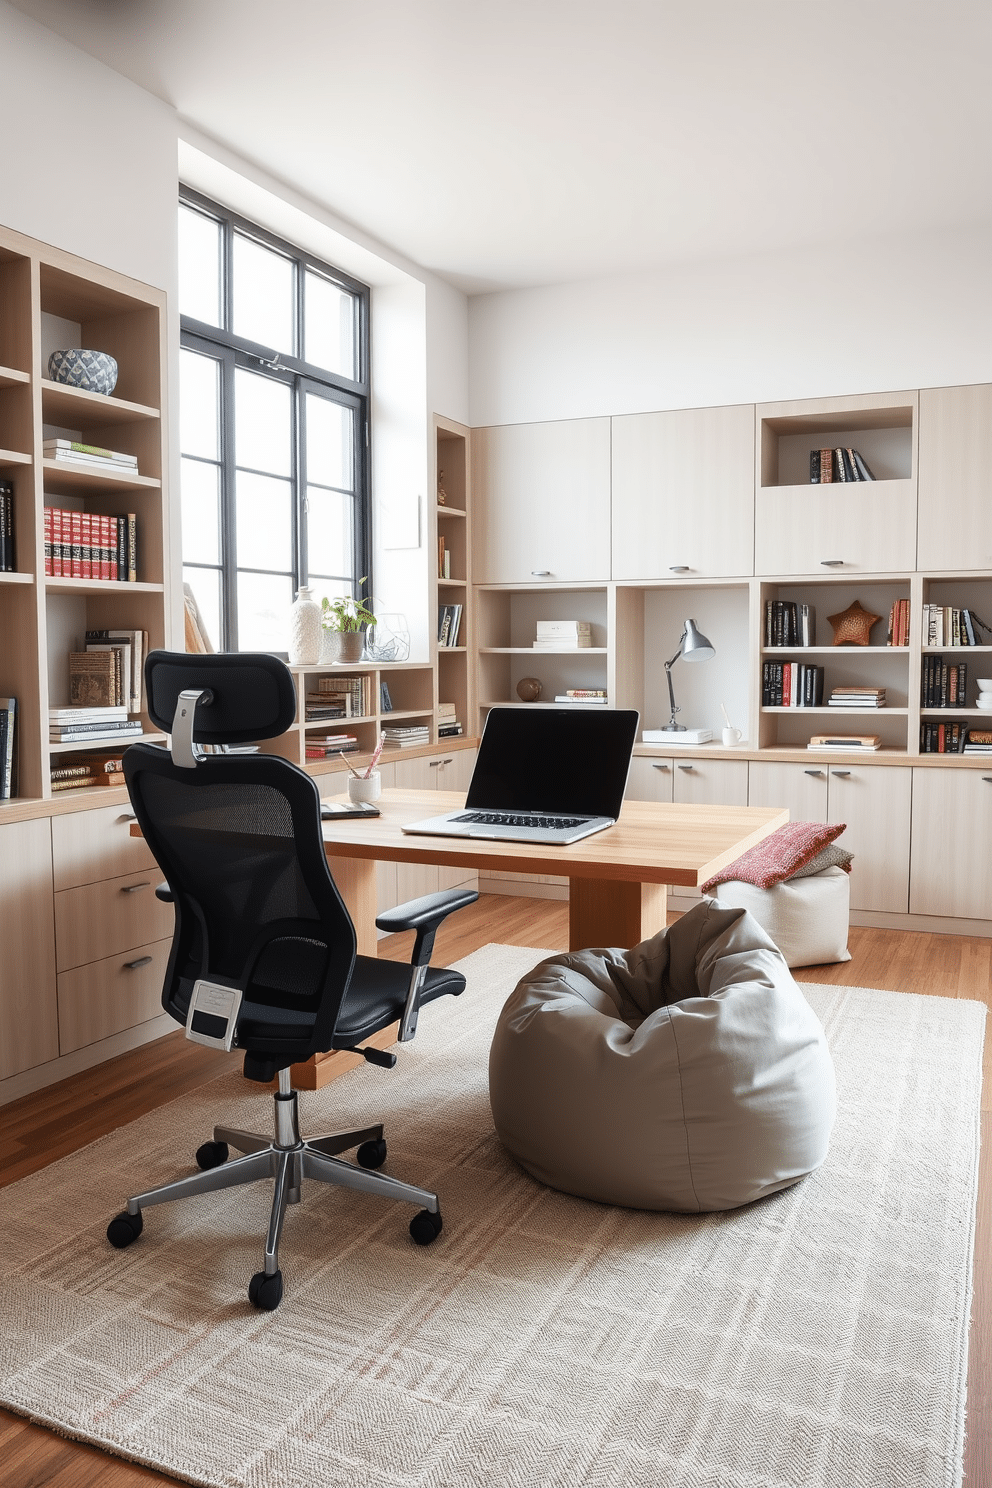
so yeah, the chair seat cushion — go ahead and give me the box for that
[332,957,466,1046]
[488,899,836,1213]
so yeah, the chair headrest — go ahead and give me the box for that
[144,651,297,744]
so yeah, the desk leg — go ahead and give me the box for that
[294,855,381,1092]
[568,878,668,951]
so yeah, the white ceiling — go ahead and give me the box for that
[10,0,992,293]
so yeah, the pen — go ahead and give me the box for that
[339,752,363,778]
[364,730,385,778]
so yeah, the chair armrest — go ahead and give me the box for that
[376,886,478,936]
[376,886,479,968]
[155,883,174,903]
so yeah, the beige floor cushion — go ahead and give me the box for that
[714,865,852,968]
[489,899,836,1212]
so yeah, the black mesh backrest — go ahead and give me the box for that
[123,742,356,1067]
[145,650,297,744]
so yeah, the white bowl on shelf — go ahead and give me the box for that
[977,679,992,692]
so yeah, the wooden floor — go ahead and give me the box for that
[2,895,989,1487]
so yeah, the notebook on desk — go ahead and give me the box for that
[401,706,640,845]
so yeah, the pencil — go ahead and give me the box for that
[339,752,363,778]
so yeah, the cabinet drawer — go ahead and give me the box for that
[55,870,175,971]
[0,817,59,1080]
[52,802,157,890]
[754,482,917,575]
[57,937,171,1055]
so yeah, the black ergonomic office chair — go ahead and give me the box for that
[106,651,478,1311]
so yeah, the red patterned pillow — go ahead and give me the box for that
[702,821,847,893]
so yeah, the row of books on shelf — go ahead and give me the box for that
[50,704,142,745]
[764,602,815,647]
[438,604,463,647]
[71,630,147,711]
[44,507,138,581]
[809,447,876,483]
[0,480,15,572]
[306,732,359,760]
[50,751,127,791]
[921,605,991,648]
[306,673,375,721]
[44,439,139,473]
[533,619,592,650]
[762,663,825,707]
[886,599,911,648]
[921,657,970,709]
[920,723,992,754]
[437,535,452,580]
[554,689,608,704]
[0,698,15,798]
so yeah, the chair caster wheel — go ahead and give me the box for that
[356,1138,387,1169]
[409,1208,443,1246]
[107,1210,143,1249]
[196,1140,229,1170]
[248,1269,283,1311]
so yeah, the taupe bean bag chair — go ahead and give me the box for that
[489,899,836,1212]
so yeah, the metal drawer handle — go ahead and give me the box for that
[531,569,552,577]
[121,881,150,894]
[983,777,992,783]
[669,565,691,572]
[678,764,694,772]
[442,758,453,765]
[804,769,824,776]
[652,763,671,771]
[820,560,845,567]
[428,760,442,768]
[831,770,851,777]
[124,955,153,970]
[117,813,137,824]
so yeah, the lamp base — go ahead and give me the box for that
[642,728,714,745]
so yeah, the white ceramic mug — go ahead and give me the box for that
[348,769,381,803]
[721,726,743,747]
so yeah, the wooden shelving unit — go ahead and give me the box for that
[0,223,169,805]
[433,415,473,743]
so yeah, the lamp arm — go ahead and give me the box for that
[664,657,680,728]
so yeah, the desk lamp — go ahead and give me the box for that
[645,619,716,744]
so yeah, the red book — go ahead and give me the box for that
[51,508,61,576]
[782,664,792,708]
[99,514,111,580]
[80,511,92,579]
[70,510,82,578]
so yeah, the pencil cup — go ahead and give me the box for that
[348,770,381,804]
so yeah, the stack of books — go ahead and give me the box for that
[828,686,886,709]
[383,724,429,749]
[533,620,592,650]
[886,599,911,647]
[0,697,15,799]
[50,752,126,791]
[316,673,373,717]
[553,689,608,704]
[921,658,968,708]
[305,732,359,760]
[305,694,348,723]
[44,438,139,474]
[84,629,145,711]
[764,601,815,647]
[962,728,992,755]
[0,478,14,572]
[809,447,876,482]
[808,734,882,751]
[438,702,462,737]
[50,706,142,746]
[762,661,824,706]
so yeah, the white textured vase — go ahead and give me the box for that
[288,586,322,666]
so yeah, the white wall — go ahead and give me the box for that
[468,223,992,427]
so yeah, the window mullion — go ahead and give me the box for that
[220,346,238,649]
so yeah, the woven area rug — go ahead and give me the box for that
[0,945,984,1488]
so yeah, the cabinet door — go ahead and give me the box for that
[0,818,59,1080]
[672,758,749,902]
[612,405,754,580]
[472,419,611,583]
[910,769,992,920]
[51,802,157,890]
[827,764,911,914]
[918,385,992,571]
[747,760,827,823]
[625,757,674,803]
[755,484,916,575]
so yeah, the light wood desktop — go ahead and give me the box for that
[133,788,787,1089]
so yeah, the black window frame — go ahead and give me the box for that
[178,186,371,652]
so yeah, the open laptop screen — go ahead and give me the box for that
[465,707,639,820]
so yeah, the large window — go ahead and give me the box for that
[178,190,370,651]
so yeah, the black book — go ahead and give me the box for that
[810,449,821,484]
[852,449,876,481]
[833,447,847,482]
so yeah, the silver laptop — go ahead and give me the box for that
[402,706,640,845]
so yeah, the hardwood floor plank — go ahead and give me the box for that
[1,896,987,1487]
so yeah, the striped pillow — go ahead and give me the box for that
[702,821,847,893]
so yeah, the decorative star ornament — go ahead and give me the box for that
[827,599,881,646]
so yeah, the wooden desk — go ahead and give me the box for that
[319,788,788,955]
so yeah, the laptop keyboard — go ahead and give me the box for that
[452,812,587,829]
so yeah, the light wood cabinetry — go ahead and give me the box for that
[434,416,473,741]
[612,404,754,580]
[56,938,171,1055]
[476,585,610,731]
[917,384,992,572]
[472,417,612,584]
[754,392,918,575]
[51,799,156,889]
[909,769,992,920]
[0,817,58,1080]
[54,869,174,971]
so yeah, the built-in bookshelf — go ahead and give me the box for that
[434,416,473,743]
[0,224,169,804]
[262,663,437,772]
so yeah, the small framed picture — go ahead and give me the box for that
[380,681,393,712]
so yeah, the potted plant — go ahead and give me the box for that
[320,579,377,663]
